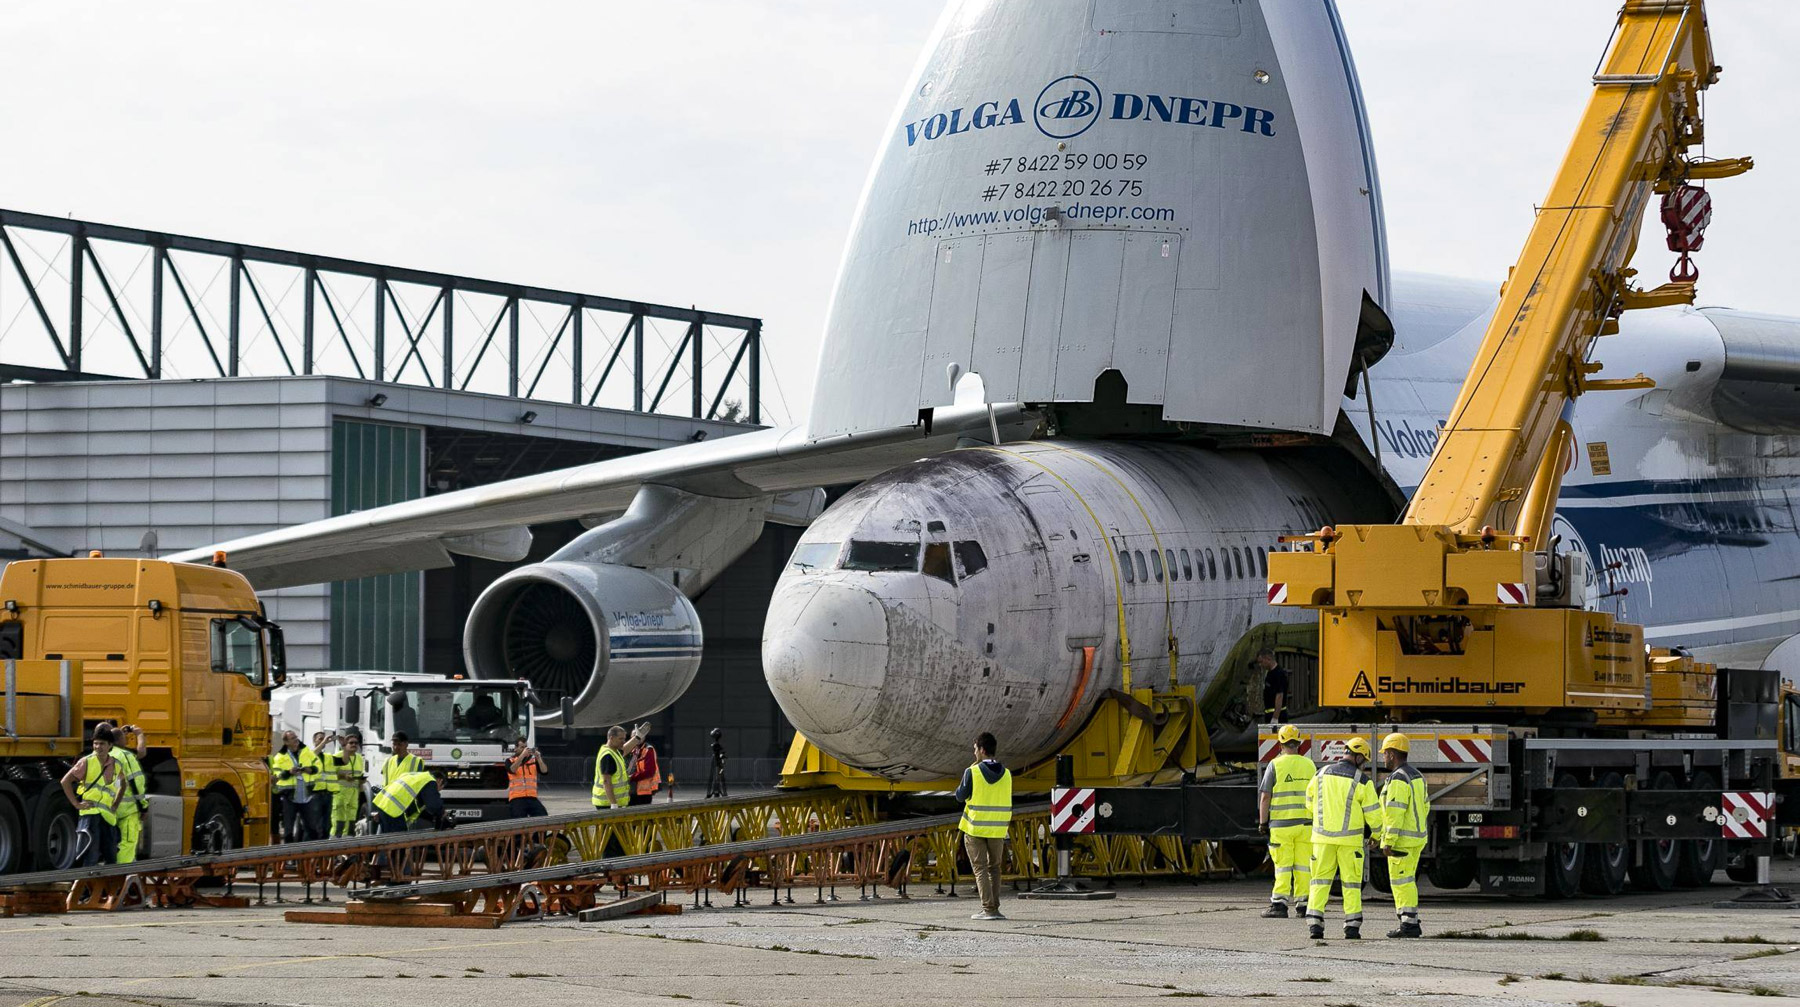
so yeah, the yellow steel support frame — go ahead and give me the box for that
[1268,0,1750,715]
[780,686,1207,792]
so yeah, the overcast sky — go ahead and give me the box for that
[5,1,1795,425]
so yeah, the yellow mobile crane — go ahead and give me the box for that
[1244,1,1785,897]
[1271,0,1750,716]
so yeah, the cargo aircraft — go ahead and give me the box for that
[178,0,1800,780]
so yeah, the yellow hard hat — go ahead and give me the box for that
[1344,736,1372,758]
[1381,732,1411,754]
[1277,724,1301,744]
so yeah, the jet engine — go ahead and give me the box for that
[462,483,802,729]
[464,560,702,729]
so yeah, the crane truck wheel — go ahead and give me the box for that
[0,794,23,875]
[1676,770,1725,887]
[30,791,79,872]
[1366,848,1391,895]
[1630,770,1681,891]
[1426,849,1477,890]
[192,792,242,857]
[1542,772,1586,899]
[1580,772,1630,896]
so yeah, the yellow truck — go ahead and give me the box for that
[0,555,285,873]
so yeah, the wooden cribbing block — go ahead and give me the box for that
[285,909,503,929]
[346,899,459,916]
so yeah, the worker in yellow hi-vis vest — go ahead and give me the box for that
[1258,724,1316,918]
[1304,736,1380,940]
[955,731,1012,921]
[1378,733,1431,938]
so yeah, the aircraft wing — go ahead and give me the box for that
[169,404,1035,589]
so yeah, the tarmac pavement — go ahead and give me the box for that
[4,861,1800,1006]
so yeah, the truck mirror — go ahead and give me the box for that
[560,697,575,727]
[344,695,360,722]
[265,620,288,687]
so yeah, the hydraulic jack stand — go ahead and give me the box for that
[1019,756,1115,902]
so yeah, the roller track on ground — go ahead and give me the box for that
[306,809,993,927]
[0,789,874,915]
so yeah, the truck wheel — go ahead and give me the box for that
[1580,772,1629,896]
[1677,770,1724,887]
[192,792,242,855]
[1366,849,1391,895]
[0,796,24,874]
[1726,855,1760,884]
[31,792,79,871]
[1427,849,1477,890]
[1631,770,1680,891]
[1543,772,1586,899]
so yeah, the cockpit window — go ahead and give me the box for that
[954,541,988,579]
[789,542,840,572]
[922,542,955,583]
[843,540,920,572]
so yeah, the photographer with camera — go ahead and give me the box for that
[507,736,549,817]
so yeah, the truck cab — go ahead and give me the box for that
[270,672,537,822]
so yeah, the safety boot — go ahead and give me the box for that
[1260,903,1288,919]
[1343,926,1361,940]
[1308,923,1325,940]
[1387,921,1422,939]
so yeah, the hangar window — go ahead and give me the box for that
[1151,549,1164,582]
[922,542,955,584]
[788,542,839,572]
[843,540,920,572]
[1180,549,1193,580]
[953,541,989,579]
[1134,550,1149,583]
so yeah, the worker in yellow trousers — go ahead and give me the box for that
[1378,733,1431,938]
[1304,736,1380,940]
[1257,724,1315,918]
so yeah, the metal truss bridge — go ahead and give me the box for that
[0,208,768,423]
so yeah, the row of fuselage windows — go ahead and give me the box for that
[1119,543,1269,586]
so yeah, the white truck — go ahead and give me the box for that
[269,672,539,823]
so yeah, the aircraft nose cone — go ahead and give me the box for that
[763,580,889,743]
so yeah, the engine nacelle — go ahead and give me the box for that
[463,561,702,728]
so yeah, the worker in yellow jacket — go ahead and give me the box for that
[1304,736,1380,940]
[1378,733,1431,938]
[1257,724,1315,918]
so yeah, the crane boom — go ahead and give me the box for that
[1266,0,1751,718]
[1408,0,1731,537]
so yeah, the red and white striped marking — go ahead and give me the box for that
[1663,184,1713,250]
[1258,738,1312,762]
[1721,791,1773,839]
[1436,737,1493,763]
[1496,582,1529,605]
[1050,787,1096,834]
[1267,582,1288,604]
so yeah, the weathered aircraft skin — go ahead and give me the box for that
[764,441,1388,779]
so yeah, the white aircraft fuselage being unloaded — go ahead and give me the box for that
[764,441,1388,780]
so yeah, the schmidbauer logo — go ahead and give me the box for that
[1034,75,1102,139]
